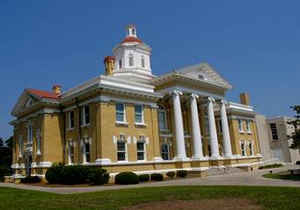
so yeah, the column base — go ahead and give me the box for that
[191,155,206,161]
[153,157,163,162]
[173,156,190,161]
[210,155,222,160]
[223,154,233,159]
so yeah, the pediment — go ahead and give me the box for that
[177,63,232,89]
[11,90,40,116]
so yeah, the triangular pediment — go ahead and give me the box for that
[177,63,232,89]
[11,90,41,116]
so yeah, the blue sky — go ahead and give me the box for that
[1,0,299,138]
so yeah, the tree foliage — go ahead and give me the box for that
[289,105,300,149]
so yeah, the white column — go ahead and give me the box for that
[190,94,204,159]
[207,97,220,159]
[220,100,233,158]
[172,90,187,160]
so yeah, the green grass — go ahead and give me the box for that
[263,171,300,181]
[0,186,300,210]
[258,163,283,170]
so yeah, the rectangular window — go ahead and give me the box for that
[270,123,278,140]
[119,59,122,69]
[36,129,41,155]
[18,136,23,157]
[85,143,90,163]
[135,105,143,124]
[241,141,246,156]
[68,142,74,164]
[246,120,251,133]
[116,103,125,122]
[27,124,33,144]
[249,141,253,156]
[68,111,75,129]
[117,135,126,161]
[80,105,90,126]
[158,110,167,130]
[161,143,170,160]
[238,120,243,132]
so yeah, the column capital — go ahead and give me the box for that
[207,96,215,103]
[219,99,228,105]
[190,93,199,99]
[171,90,183,97]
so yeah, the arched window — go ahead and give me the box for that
[129,54,134,66]
[141,56,145,68]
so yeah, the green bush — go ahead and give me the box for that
[45,163,64,184]
[88,168,109,185]
[21,176,41,184]
[138,174,150,182]
[60,165,91,185]
[258,164,283,170]
[0,166,10,182]
[151,173,163,181]
[115,172,139,185]
[176,170,188,178]
[166,171,175,178]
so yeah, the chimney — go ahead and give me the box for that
[52,85,62,95]
[104,56,115,75]
[240,92,250,105]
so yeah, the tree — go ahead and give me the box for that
[0,138,4,147]
[289,105,300,149]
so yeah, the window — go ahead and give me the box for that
[249,141,253,156]
[116,103,126,122]
[270,123,278,140]
[161,143,170,160]
[80,105,90,126]
[68,141,74,164]
[241,141,246,156]
[129,54,134,66]
[18,136,23,157]
[218,120,223,133]
[238,119,243,132]
[158,110,167,130]
[119,59,122,69]
[137,136,146,161]
[68,111,75,129]
[36,129,41,155]
[135,105,144,124]
[27,123,33,144]
[246,120,251,133]
[141,56,145,68]
[117,135,126,161]
[83,142,90,163]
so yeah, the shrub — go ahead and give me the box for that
[115,172,139,185]
[45,163,64,184]
[88,168,109,185]
[166,171,175,179]
[60,165,91,185]
[138,174,150,182]
[21,176,41,184]
[258,164,283,170]
[0,166,10,182]
[151,173,163,181]
[176,170,188,178]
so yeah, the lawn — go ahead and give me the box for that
[263,171,300,181]
[0,186,300,210]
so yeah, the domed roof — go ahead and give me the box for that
[121,36,143,44]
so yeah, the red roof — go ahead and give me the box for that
[121,36,142,44]
[26,89,59,99]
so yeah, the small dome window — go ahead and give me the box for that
[198,73,206,80]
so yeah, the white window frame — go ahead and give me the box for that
[161,143,170,160]
[136,136,146,161]
[129,54,134,66]
[68,111,75,130]
[117,135,127,162]
[82,138,91,164]
[238,119,244,133]
[240,141,246,156]
[158,109,168,130]
[27,122,33,144]
[134,104,144,125]
[246,120,251,133]
[116,103,127,123]
[68,141,75,165]
[141,55,145,68]
[81,105,90,127]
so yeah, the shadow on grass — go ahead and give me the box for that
[263,171,300,181]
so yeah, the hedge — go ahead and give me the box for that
[115,172,139,185]
[21,176,41,184]
[166,171,175,178]
[176,170,188,178]
[138,174,150,182]
[151,173,163,181]
[45,164,109,185]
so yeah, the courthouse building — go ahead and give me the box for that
[10,25,262,178]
